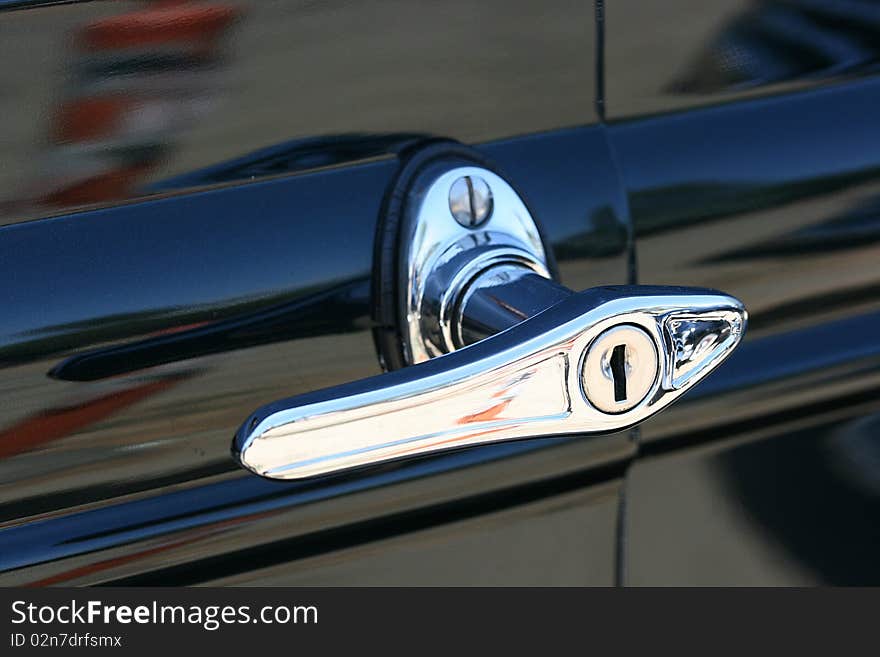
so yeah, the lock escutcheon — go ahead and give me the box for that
[581,324,659,414]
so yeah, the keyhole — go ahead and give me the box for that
[583,325,657,414]
[610,344,628,402]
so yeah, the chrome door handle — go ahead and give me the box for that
[234,285,745,480]
[232,150,747,481]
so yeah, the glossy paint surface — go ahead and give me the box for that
[0,0,632,585]
[201,482,622,586]
[0,127,632,584]
[609,35,880,582]
[3,0,879,586]
[606,0,880,118]
[0,0,595,225]
[600,0,880,585]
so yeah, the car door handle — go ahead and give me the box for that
[232,152,747,480]
[234,285,745,480]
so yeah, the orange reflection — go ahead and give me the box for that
[0,374,190,460]
[37,1,242,209]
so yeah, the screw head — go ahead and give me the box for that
[581,325,658,414]
[449,175,493,228]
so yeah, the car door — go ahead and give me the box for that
[608,0,880,584]
[0,1,634,585]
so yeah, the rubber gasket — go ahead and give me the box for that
[371,140,557,371]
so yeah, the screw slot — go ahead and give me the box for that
[449,175,493,228]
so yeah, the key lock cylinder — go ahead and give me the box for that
[233,145,747,480]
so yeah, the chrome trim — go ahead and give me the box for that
[399,166,551,364]
[234,287,747,480]
[663,311,745,390]
[452,263,567,349]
